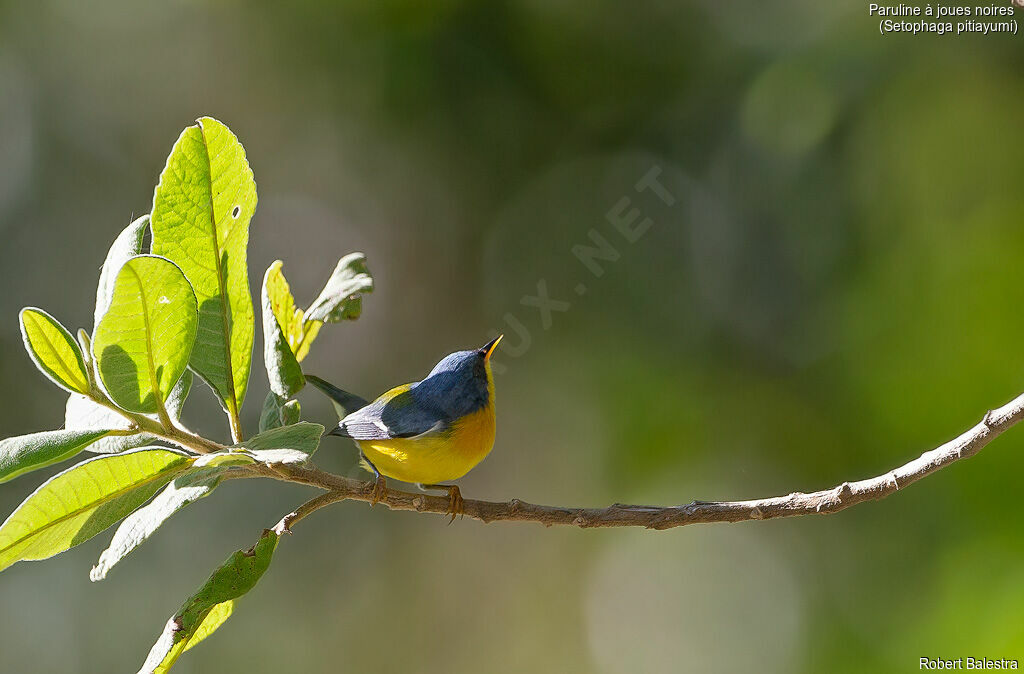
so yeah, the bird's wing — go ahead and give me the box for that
[333,383,449,440]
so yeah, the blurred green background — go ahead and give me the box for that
[2,1,1023,672]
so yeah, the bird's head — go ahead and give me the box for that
[426,335,503,383]
[409,336,504,417]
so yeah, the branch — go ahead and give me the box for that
[259,391,1024,530]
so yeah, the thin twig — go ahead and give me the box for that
[257,391,1024,531]
[272,491,349,535]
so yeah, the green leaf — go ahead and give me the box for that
[261,261,306,398]
[93,255,198,415]
[304,252,373,323]
[258,393,280,432]
[138,529,279,674]
[91,468,223,581]
[20,308,91,395]
[259,392,300,432]
[239,421,323,465]
[93,451,254,582]
[260,256,372,401]
[95,214,149,331]
[0,448,193,573]
[281,399,301,425]
[267,260,321,362]
[151,117,257,428]
[0,429,116,483]
[181,600,234,655]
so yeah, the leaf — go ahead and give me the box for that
[181,600,233,654]
[150,117,257,426]
[66,395,153,454]
[82,454,255,577]
[260,256,372,399]
[266,260,321,362]
[192,451,255,470]
[259,392,300,432]
[0,448,193,573]
[93,255,198,414]
[91,467,223,582]
[261,261,305,398]
[77,329,95,381]
[20,308,91,395]
[95,215,149,331]
[239,422,323,465]
[0,429,116,483]
[241,422,323,454]
[138,529,279,674]
[258,393,281,432]
[165,369,193,423]
[304,252,373,323]
[281,399,301,426]
[65,373,192,455]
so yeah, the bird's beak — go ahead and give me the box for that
[479,334,503,360]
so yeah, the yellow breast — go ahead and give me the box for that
[357,402,495,485]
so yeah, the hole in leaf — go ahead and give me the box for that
[232,205,241,218]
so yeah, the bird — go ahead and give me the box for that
[306,335,503,520]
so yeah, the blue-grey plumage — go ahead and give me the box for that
[330,346,492,441]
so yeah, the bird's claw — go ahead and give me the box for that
[369,475,387,507]
[418,483,464,523]
[446,485,464,524]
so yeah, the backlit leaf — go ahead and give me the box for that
[91,467,223,581]
[0,448,193,573]
[95,215,149,331]
[0,429,116,483]
[93,255,198,414]
[261,261,305,398]
[304,253,373,323]
[151,117,257,426]
[20,308,90,395]
[181,600,233,655]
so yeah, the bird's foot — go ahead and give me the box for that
[369,474,388,507]
[446,485,464,524]
[420,484,464,523]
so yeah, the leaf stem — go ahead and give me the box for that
[164,425,228,455]
[227,410,244,445]
[154,400,175,437]
[89,390,226,455]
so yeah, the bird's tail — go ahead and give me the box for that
[305,374,371,419]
